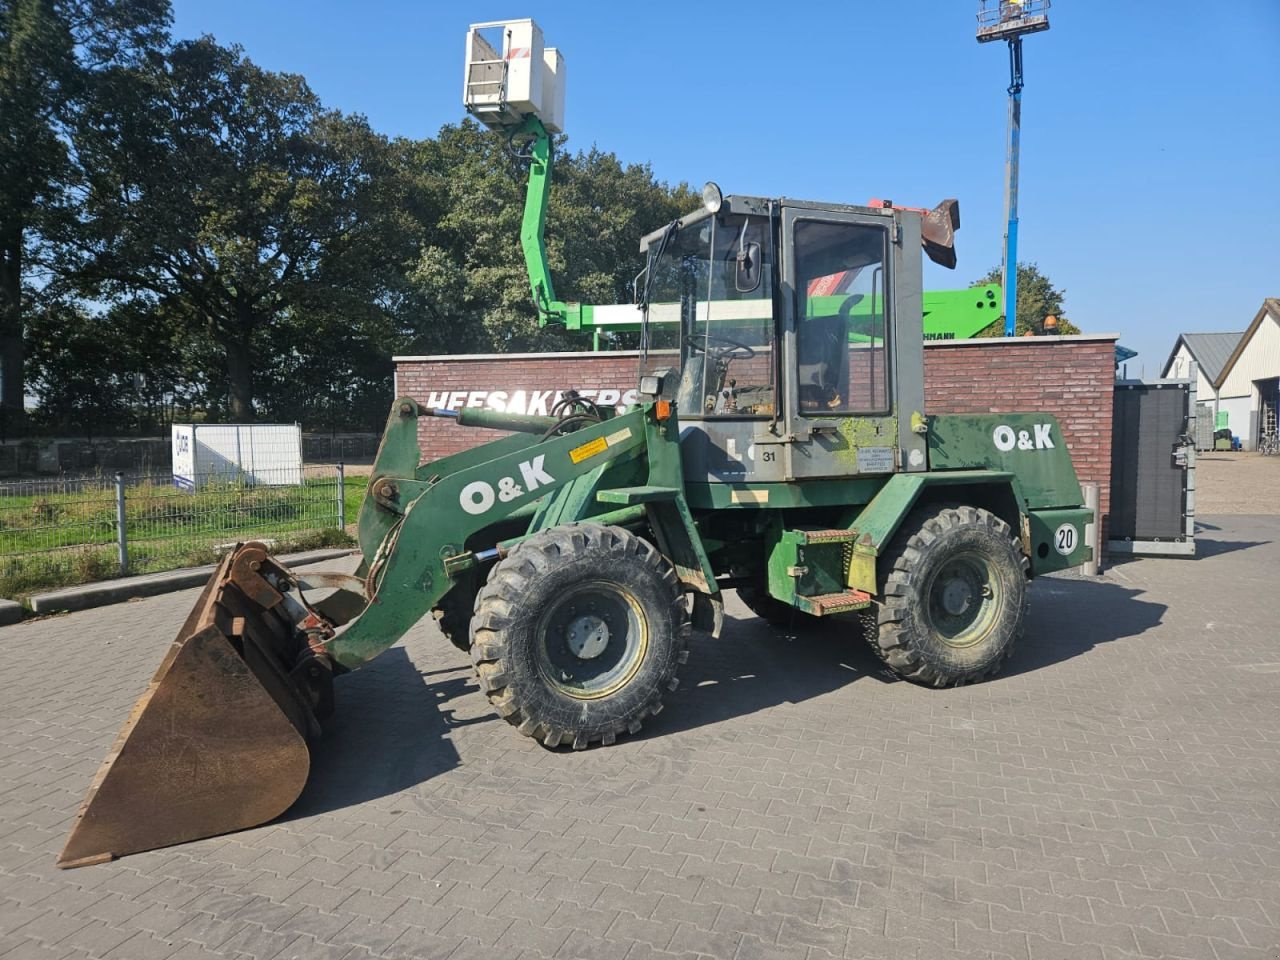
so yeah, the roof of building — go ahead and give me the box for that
[1162,331,1243,383]
[1214,298,1280,388]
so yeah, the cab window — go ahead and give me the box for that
[793,221,890,414]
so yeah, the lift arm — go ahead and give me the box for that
[516,115,587,329]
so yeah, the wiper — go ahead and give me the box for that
[638,219,680,311]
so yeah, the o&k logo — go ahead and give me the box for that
[992,423,1055,452]
[459,455,556,515]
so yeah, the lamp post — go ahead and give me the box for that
[977,0,1051,337]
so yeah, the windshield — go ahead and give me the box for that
[639,211,775,417]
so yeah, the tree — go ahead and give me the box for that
[550,145,697,347]
[26,294,200,436]
[973,262,1080,336]
[1,0,74,422]
[396,120,695,357]
[20,36,701,433]
[70,37,409,421]
[0,0,169,425]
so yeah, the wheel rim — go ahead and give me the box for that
[535,581,649,699]
[924,552,1001,648]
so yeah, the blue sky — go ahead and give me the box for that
[171,0,1279,375]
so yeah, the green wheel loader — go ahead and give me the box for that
[57,19,1093,868]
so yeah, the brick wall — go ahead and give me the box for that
[922,335,1117,539]
[395,334,1117,525]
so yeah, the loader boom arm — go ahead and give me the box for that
[333,398,676,669]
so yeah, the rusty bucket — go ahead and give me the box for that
[921,198,961,269]
[56,545,340,868]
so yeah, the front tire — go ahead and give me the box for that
[470,524,690,749]
[871,505,1028,686]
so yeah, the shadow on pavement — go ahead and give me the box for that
[283,647,486,819]
[651,576,1170,738]
[283,578,1172,773]
[1104,521,1271,566]
[645,611,893,740]
[1003,578,1167,678]
[1193,515,1276,557]
[1192,537,1270,558]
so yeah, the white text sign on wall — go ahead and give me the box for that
[423,388,641,416]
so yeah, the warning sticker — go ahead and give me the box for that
[569,436,608,464]
[605,428,633,447]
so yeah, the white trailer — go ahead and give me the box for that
[171,423,303,489]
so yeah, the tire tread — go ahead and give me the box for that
[870,505,1029,687]
[470,523,690,749]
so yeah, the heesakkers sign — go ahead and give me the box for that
[422,387,641,416]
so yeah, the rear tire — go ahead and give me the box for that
[871,505,1027,686]
[470,524,690,749]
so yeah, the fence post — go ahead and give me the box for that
[336,461,346,531]
[1082,481,1100,577]
[114,471,129,575]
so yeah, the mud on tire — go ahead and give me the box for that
[871,504,1028,686]
[469,523,690,749]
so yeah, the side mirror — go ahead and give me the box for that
[734,242,763,293]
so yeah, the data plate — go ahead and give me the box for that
[856,447,896,474]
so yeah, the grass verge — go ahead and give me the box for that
[0,475,366,602]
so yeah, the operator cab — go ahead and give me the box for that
[638,190,956,488]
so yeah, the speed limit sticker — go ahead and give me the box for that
[1053,523,1078,556]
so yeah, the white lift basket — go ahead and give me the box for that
[463,18,564,132]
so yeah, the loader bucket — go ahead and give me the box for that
[56,544,343,868]
[921,198,960,269]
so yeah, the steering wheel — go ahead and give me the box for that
[690,333,755,362]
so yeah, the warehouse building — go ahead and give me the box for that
[1215,298,1280,450]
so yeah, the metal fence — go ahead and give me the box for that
[0,464,352,596]
[0,432,381,481]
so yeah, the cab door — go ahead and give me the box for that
[779,204,926,480]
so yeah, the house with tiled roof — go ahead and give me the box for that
[1162,331,1242,408]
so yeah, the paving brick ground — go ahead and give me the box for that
[1,515,1278,960]
[1194,455,1280,515]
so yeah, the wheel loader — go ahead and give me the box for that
[56,19,1093,868]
